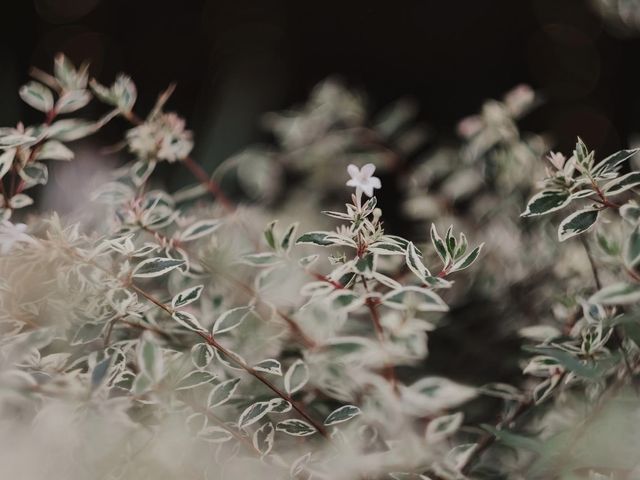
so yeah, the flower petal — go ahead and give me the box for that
[347,164,360,179]
[369,176,381,189]
[361,163,376,178]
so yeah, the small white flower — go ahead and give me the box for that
[126,112,193,163]
[546,151,566,171]
[346,163,381,197]
[0,221,38,255]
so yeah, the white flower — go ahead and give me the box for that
[0,221,37,255]
[546,151,566,171]
[346,163,381,197]
[126,112,193,163]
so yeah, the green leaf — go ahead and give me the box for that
[19,81,54,112]
[406,241,430,280]
[284,359,309,395]
[132,257,185,278]
[589,282,640,305]
[280,223,298,252]
[176,370,216,390]
[129,159,156,187]
[253,422,275,456]
[0,149,16,180]
[172,311,206,333]
[212,306,251,335]
[625,226,640,269]
[328,289,364,312]
[558,208,600,242]
[172,285,204,309]
[621,202,640,224]
[112,74,137,111]
[208,377,241,408]
[296,231,334,246]
[198,426,233,443]
[426,412,463,443]
[137,335,163,381]
[264,220,277,249]
[71,322,105,345]
[19,163,48,186]
[481,424,544,453]
[382,286,448,312]
[276,419,316,436]
[91,356,112,390]
[593,148,639,175]
[56,90,91,114]
[324,405,361,426]
[430,224,449,265]
[47,119,96,142]
[238,401,273,429]
[521,190,571,217]
[191,343,214,369]
[452,243,483,272]
[523,346,600,379]
[36,140,74,161]
[253,359,282,376]
[603,171,640,197]
[178,219,221,242]
[368,242,406,255]
[240,252,281,266]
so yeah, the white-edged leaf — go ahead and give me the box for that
[179,219,222,242]
[558,208,600,242]
[172,284,204,309]
[328,289,365,312]
[9,194,34,209]
[253,422,275,456]
[19,81,54,112]
[589,282,640,305]
[284,359,309,395]
[191,343,214,369]
[296,231,335,246]
[132,257,185,278]
[47,119,96,142]
[430,224,449,265]
[176,370,216,390]
[198,426,233,443]
[0,149,16,180]
[238,401,273,429]
[212,306,251,335]
[593,148,639,174]
[281,222,299,252]
[625,225,640,268]
[406,241,430,280]
[208,377,241,408]
[299,254,319,267]
[425,412,463,444]
[253,359,282,376]
[276,419,316,436]
[521,190,571,217]
[137,334,163,381]
[268,398,292,413]
[130,159,156,187]
[56,89,91,113]
[240,252,282,267]
[603,171,640,197]
[35,140,74,161]
[172,310,206,333]
[324,405,361,426]
[452,243,483,271]
[382,286,448,312]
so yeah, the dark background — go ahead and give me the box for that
[2,0,640,170]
